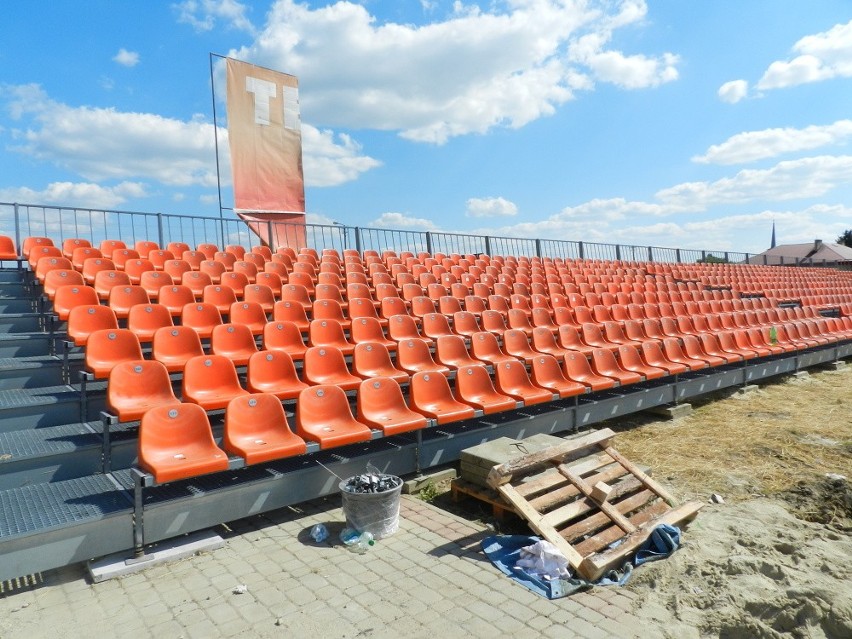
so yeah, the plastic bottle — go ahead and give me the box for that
[356,532,375,553]
[339,527,360,548]
[310,523,329,543]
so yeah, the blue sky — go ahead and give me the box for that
[1,0,851,254]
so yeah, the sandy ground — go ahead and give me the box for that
[613,366,852,639]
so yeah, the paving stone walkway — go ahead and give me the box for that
[0,495,645,638]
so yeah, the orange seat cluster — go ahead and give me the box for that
[18,234,852,484]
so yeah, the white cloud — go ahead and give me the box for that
[657,155,852,208]
[369,212,439,230]
[718,79,748,104]
[755,20,852,91]
[466,196,518,218]
[0,181,147,209]
[174,0,254,33]
[231,0,680,143]
[113,48,140,67]
[693,120,852,165]
[301,126,381,187]
[3,84,379,190]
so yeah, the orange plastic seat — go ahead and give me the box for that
[127,303,174,343]
[580,323,619,354]
[503,329,539,364]
[43,268,84,300]
[530,354,587,398]
[158,284,195,317]
[409,371,476,424]
[225,244,246,259]
[434,335,480,370]
[196,243,219,260]
[396,338,450,375]
[220,271,250,297]
[228,301,267,336]
[455,364,516,414]
[422,313,455,340]
[163,259,192,282]
[94,270,132,301]
[182,354,249,410]
[28,245,63,270]
[81,257,116,285]
[134,240,160,258]
[62,238,91,259]
[107,285,150,318]
[52,284,100,321]
[214,251,237,271]
[531,326,572,361]
[681,334,725,367]
[181,271,213,298]
[263,321,308,361]
[211,323,259,366]
[313,299,351,329]
[660,339,709,371]
[273,300,310,332]
[67,304,119,346]
[22,236,54,261]
[246,350,309,400]
[199,260,227,284]
[439,296,463,316]
[718,331,758,360]
[95,239,124,259]
[0,234,18,261]
[352,342,408,384]
[180,302,222,339]
[255,271,283,297]
[641,341,690,374]
[165,241,190,257]
[451,311,480,338]
[380,296,411,322]
[242,284,276,313]
[350,316,396,350]
[531,307,559,334]
[697,334,742,364]
[302,346,361,390]
[112,248,141,271]
[309,319,354,356]
[494,359,554,405]
[223,393,307,464]
[107,360,180,422]
[70,246,102,271]
[123,259,155,285]
[295,385,372,448]
[387,314,431,345]
[618,344,668,379]
[590,348,643,385]
[241,253,266,269]
[202,284,238,316]
[139,403,229,482]
[148,250,175,271]
[357,378,427,435]
[85,328,143,379]
[152,326,205,373]
[480,309,510,336]
[469,331,517,366]
[34,256,72,284]
[563,351,618,391]
[507,309,536,336]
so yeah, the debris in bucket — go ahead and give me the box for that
[341,473,401,494]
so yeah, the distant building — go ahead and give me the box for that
[748,239,852,266]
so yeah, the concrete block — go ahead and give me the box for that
[792,371,810,379]
[87,529,224,582]
[402,467,457,494]
[825,361,847,371]
[459,434,565,487]
[646,403,693,420]
[735,384,759,397]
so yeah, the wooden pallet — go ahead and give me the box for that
[450,478,518,521]
[486,428,703,581]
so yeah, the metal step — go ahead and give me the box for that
[0,298,36,314]
[0,332,53,357]
[0,385,85,431]
[0,355,77,389]
[0,473,133,581]
[0,312,42,333]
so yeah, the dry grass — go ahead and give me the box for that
[611,367,852,503]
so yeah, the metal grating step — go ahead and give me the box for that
[0,474,130,539]
[0,422,100,460]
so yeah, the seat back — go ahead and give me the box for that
[295,385,372,448]
[182,354,248,410]
[246,350,307,399]
[435,334,478,369]
[180,302,223,339]
[107,359,180,422]
[309,318,354,354]
[210,323,258,365]
[357,377,427,434]
[242,284,275,312]
[108,285,150,318]
[454,364,515,414]
[202,284,238,314]
[228,301,267,335]
[127,303,174,343]
[408,371,476,424]
[263,321,307,360]
[352,342,407,382]
[157,284,195,316]
[302,346,360,389]
[422,313,454,340]
[396,338,448,375]
[67,304,119,346]
[223,393,307,464]
[152,326,204,372]
[503,329,538,363]
[43,269,85,300]
[85,328,143,379]
[181,270,213,297]
[494,359,553,405]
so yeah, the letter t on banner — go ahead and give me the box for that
[225,57,306,249]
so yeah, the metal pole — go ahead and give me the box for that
[484,234,491,257]
[13,203,20,255]
[535,238,542,258]
[355,226,362,254]
[425,231,433,255]
[578,241,585,260]
[210,52,227,246]
[676,248,681,263]
[156,213,164,247]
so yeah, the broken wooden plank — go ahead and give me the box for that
[487,429,615,487]
[528,462,629,512]
[591,481,612,504]
[499,483,586,568]
[573,499,668,555]
[578,501,704,580]
[604,445,676,506]
[557,463,636,534]
[558,487,655,542]
[514,451,614,498]
[540,476,643,530]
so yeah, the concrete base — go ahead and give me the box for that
[646,403,693,420]
[825,361,848,371]
[88,529,224,583]
[459,433,565,488]
[402,467,457,495]
[735,384,759,397]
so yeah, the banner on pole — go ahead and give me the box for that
[225,58,305,247]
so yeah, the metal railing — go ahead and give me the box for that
[0,201,758,265]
